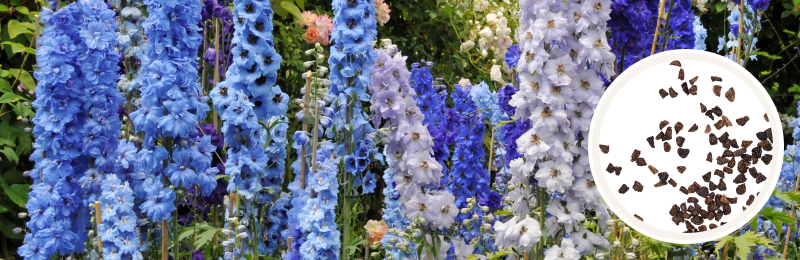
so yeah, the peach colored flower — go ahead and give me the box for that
[375,0,391,26]
[364,220,388,243]
[298,11,318,26]
[316,14,334,36]
[305,27,321,44]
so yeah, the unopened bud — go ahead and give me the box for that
[13,227,22,234]
[460,208,470,214]
[17,212,27,218]
[480,206,489,212]
[305,49,316,55]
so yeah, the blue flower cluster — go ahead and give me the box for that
[409,62,450,173]
[97,174,144,259]
[129,0,216,222]
[22,1,121,257]
[379,155,413,260]
[498,84,528,166]
[448,85,489,219]
[609,0,696,71]
[299,142,341,259]
[470,81,508,125]
[693,17,708,51]
[718,3,760,64]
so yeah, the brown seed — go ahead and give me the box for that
[704,124,712,133]
[710,223,718,229]
[689,76,699,84]
[727,157,736,168]
[659,89,669,98]
[764,113,769,122]
[718,179,727,191]
[677,166,686,173]
[752,146,763,158]
[681,203,687,211]
[697,186,710,197]
[634,214,643,221]
[709,133,718,145]
[706,152,713,162]
[648,165,659,174]
[743,206,747,211]
[736,116,750,126]
[712,106,723,117]
[678,69,685,80]
[730,139,739,148]
[728,197,738,204]
[766,128,773,143]
[723,167,733,174]
[664,127,673,140]
[672,216,682,225]
[722,149,734,157]
[656,131,664,140]
[755,172,767,184]
[675,122,684,134]
[619,184,629,194]
[737,161,748,174]
[758,140,773,151]
[670,60,682,67]
[664,142,672,152]
[669,87,678,98]
[700,103,707,113]
[691,216,704,225]
[714,169,725,178]
[723,204,732,215]
[725,88,735,102]
[702,172,712,182]
[722,115,733,127]
[669,178,677,187]
[676,136,685,147]
[689,85,698,95]
[713,85,722,96]
[716,156,729,165]
[698,225,708,232]
[714,119,726,130]
[762,154,773,165]
[742,140,753,149]
[688,197,699,203]
[633,181,644,192]
[658,172,669,182]
[681,82,690,95]
[747,195,755,206]
[646,136,655,148]
[709,181,718,191]
[636,157,647,166]
[711,76,722,82]
[736,184,747,195]
[688,124,699,132]
[705,110,715,120]
[631,149,641,161]
[599,144,609,153]
[678,148,690,158]
[654,181,668,187]
[749,167,758,178]
[716,213,724,221]
[680,186,689,194]
[614,167,622,176]
[733,174,747,184]
[670,204,680,216]
[720,195,731,204]
[606,163,615,173]
[732,148,745,157]
[756,131,768,141]
[688,182,699,193]
[659,120,670,130]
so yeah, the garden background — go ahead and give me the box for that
[0,0,799,258]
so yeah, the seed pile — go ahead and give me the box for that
[600,60,774,233]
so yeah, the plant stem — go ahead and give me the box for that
[162,220,168,260]
[737,4,744,64]
[651,0,667,55]
[721,242,729,260]
[299,71,312,190]
[94,201,104,260]
[660,0,674,52]
[782,162,800,258]
[213,18,221,133]
[487,128,495,179]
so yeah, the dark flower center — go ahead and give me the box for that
[248,35,258,44]
[255,22,265,31]
[272,93,283,103]
[264,55,273,64]
[245,4,255,13]
[256,75,267,85]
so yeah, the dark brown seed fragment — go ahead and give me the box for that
[691,216,704,225]
[702,172,712,182]
[742,140,753,148]
[733,174,747,184]
[752,146,763,158]
[659,89,669,98]
[631,149,641,161]
[690,85,698,95]
[606,163,615,173]
[705,110,715,120]
[758,140,773,151]
[723,204,732,215]
[764,113,769,122]
[711,76,722,82]
[654,181,668,187]
[743,206,748,211]
[634,214,643,221]
[681,203,687,211]
[714,169,725,178]
[705,124,712,133]
[727,157,736,168]
[689,76,699,84]
[699,225,708,232]
[646,136,655,148]
[731,139,739,148]
[672,216,682,225]
[614,167,622,176]
[670,204,680,216]
[728,197,738,204]
[599,145,609,153]
[710,223,718,229]
[716,214,724,222]
[749,167,758,178]
[707,152,713,162]
[680,186,689,194]
[648,165,659,174]
[709,133,718,145]
[723,167,733,174]
[658,172,669,182]
[675,122,684,134]
[766,128,773,143]
[762,154,773,165]
[713,85,722,96]
[670,60,682,67]
[659,120,670,129]
[633,181,644,192]
[718,179,728,191]
[747,195,755,206]
[681,82,690,95]
[732,148,745,156]
[619,184,629,194]
[688,124,699,132]
[725,88,735,102]
[722,115,733,127]
[737,161,748,174]
[755,173,767,184]
[669,178,677,187]
[656,131,664,140]
[712,106,723,116]
[678,69,685,80]
[723,149,734,157]
[736,116,750,126]
[669,87,679,98]
[714,119,726,130]
[677,166,686,173]
[664,127,673,140]
[664,142,671,152]
[756,131,767,141]
[676,136,685,147]
[697,186,710,197]
[716,156,730,165]
[700,103,707,113]
[636,157,647,166]
[678,148,690,158]
[709,181,718,191]
[688,197,699,203]
[736,184,746,195]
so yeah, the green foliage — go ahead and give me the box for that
[715,231,775,259]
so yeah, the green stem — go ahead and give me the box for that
[660,0,675,52]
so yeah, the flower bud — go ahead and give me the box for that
[467,202,474,208]
[482,223,492,230]
[385,244,394,249]
[630,238,640,247]
[388,237,397,243]
[237,225,246,231]
[484,214,494,222]
[18,212,27,219]
[22,102,29,106]
[303,61,315,68]
[606,220,615,226]
[23,171,30,177]
[371,252,380,257]
[594,253,605,259]
[460,208,470,214]
[388,228,396,234]
[23,127,31,133]
[305,49,316,55]
[236,232,248,239]
[88,230,94,236]
[480,206,490,212]
[222,229,233,236]
[472,213,479,220]
[13,227,22,234]
[613,241,621,247]
[462,219,471,225]
[626,252,636,259]
[603,231,611,237]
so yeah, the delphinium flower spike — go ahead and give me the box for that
[129,0,215,223]
[20,1,121,258]
[96,174,144,259]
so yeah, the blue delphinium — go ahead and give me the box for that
[409,62,450,178]
[22,0,120,257]
[718,3,760,64]
[299,142,341,259]
[97,174,144,259]
[448,84,489,221]
[379,154,414,260]
[693,17,708,51]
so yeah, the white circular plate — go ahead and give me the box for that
[588,49,783,244]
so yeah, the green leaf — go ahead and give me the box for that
[294,0,304,11]
[8,69,35,91]
[4,169,24,185]
[277,0,304,23]
[494,210,513,216]
[0,215,22,239]
[752,51,782,60]
[715,1,726,12]
[15,6,29,15]
[0,93,26,103]
[2,42,35,54]
[178,228,200,242]
[7,20,33,38]
[774,190,800,204]
[0,4,8,11]
[760,206,797,234]
[0,146,18,164]
[194,228,220,250]
[0,78,11,94]
[0,204,7,213]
